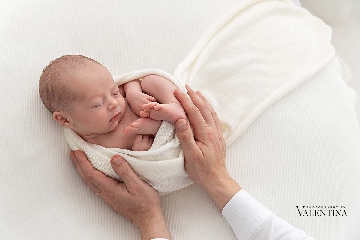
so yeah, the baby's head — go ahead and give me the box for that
[39,55,99,113]
[39,55,126,138]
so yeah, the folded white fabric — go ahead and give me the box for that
[174,0,335,146]
[65,0,334,196]
[65,69,191,196]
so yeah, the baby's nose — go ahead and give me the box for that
[108,98,119,109]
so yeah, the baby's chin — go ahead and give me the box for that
[75,126,116,140]
[107,120,122,132]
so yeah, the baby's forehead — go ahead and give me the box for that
[66,71,117,98]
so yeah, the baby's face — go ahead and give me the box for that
[65,64,126,137]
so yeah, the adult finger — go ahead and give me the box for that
[73,150,120,197]
[110,155,144,194]
[196,90,222,133]
[175,119,204,158]
[185,86,214,127]
[174,88,211,142]
[70,150,102,195]
[174,88,206,128]
[193,89,216,128]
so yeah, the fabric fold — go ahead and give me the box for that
[174,0,334,145]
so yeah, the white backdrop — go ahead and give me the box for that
[1,0,360,239]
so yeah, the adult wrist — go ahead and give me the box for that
[203,174,242,210]
[138,208,171,240]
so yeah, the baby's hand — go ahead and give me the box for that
[127,91,156,116]
[132,135,154,151]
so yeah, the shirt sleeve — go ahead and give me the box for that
[222,189,315,240]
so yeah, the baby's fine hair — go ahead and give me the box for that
[39,55,101,113]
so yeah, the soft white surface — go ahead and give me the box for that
[1,0,360,240]
[229,57,360,240]
[301,0,360,122]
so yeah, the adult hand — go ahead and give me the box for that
[70,151,171,240]
[174,86,242,210]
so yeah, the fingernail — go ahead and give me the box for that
[111,155,123,166]
[74,150,79,158]
[176,119,187,131]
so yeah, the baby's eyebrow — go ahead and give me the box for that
[88,93,103,100]
[88,84,119,100]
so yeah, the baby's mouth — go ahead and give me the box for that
[110,112,120,122]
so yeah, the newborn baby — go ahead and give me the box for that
[39,55,186,151]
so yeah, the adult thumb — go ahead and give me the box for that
[175,119,197,151]
[111,155,138,184]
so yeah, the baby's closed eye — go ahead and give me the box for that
[112,91,120,96]
[92,100,104,108]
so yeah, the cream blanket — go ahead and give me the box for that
[65,0,334,195]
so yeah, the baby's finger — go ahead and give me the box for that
[148,136,154,145]
[142,135,153,144]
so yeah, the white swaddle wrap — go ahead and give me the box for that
[65,0,334,196]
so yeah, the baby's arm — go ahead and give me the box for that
[140,75,186,124]
[123,80,156,116]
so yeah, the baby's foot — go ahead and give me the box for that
[140,102,186,124]
[127,91,156,116]
[123,118,162,135]
[141,102,159,114]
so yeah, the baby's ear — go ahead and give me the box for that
[53,111,73,128]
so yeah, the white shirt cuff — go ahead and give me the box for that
[222,189,272,239]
